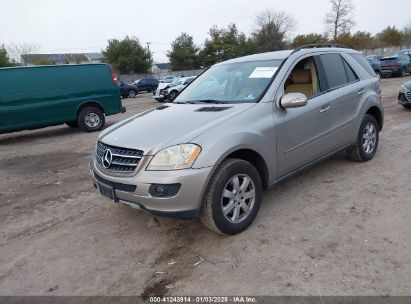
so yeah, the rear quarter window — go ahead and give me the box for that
[349,53,376,76]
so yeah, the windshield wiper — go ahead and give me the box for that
[185,99,228,104]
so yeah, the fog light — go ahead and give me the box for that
[149,184,181,198]
[154,185,165,196]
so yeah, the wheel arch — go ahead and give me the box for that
[76,101,105,117]
[365,106,383,131]
[222,149,270,190]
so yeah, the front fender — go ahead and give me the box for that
[192,130,277,182]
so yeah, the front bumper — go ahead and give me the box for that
[153,88,169,100]
[90,155,212,219]
[399,92,411,106]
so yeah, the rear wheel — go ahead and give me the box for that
[400,67,407,77]
[78,106,105,132]
[347,114,379,162]
[200,159,262,235]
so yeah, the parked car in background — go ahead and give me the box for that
[380,55,411,77]
[161,76,177,83]
[397,49,411,59]
[166,76,196,101]
[153,76,196,102]
[119,82,139,98]
[153,82,170,102]
[398,80,411,108]
[133,78,159,93]
[365,55,382,76]
[91,46,383,234]
[0,64,124,133]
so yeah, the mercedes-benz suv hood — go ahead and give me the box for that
[99,103,254,155]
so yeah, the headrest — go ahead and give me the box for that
[292,69,311,84]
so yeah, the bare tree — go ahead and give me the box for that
[252,10,296,52]
[325,0,355,40]
[6,42,41,63]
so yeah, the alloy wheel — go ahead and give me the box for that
[221,174,256,223]
[362,123,377,154]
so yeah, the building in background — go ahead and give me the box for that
[151,63,171,78]
[21,52,103,65]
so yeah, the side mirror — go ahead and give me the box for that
[280,93,308,109]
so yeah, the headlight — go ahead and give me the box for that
[146,144,202,171]
[400,85,409,93]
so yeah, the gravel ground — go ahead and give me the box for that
[0,77,410,296]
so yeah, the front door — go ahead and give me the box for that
[275,55,334,177]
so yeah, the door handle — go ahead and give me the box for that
[320,105,330,113]
[358,88,366,95]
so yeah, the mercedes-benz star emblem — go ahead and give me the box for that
[102,149,113,169]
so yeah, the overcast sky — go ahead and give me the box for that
[1,0,410,62]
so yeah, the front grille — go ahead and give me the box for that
[406,91,411,101]
[96,142,143,173]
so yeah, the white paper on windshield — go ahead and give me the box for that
[249,67,278,78]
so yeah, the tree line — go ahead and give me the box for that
[104,0,411,73]
[1,0,411,71]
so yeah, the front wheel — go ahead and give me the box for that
[200,159,262,235]
[78,106,105,132]
[128,90,137,98]
[167,90,178,102]
[347,114,379,162]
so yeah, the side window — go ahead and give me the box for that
[318,53,351,90]
[342,59,359,83]
[349,53,376,76]
[284,56,322,98]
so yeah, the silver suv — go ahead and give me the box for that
[91,46,383,235]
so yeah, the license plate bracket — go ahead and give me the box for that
[99,183,119,202]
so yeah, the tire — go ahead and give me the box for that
[200,158,262,235]
[78,106,105,132]
[399,67,406,77]
[155,98,165,102]
[168,90,178,102]
[346,114,379,162]
[375,70,381,78]
[66,121,78,128]
[128,90,137,98]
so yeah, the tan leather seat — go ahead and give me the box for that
[285,69,313,97]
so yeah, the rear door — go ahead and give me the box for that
[317,53,362,146]
[139,79,148,90]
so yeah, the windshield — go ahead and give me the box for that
[170,78,182,87]
[175,59,284,104]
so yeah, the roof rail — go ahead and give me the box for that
[291,44,349,54]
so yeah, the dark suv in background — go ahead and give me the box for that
[380,55,411,77]
[119,82,139,98]
[365,55,382,76]
[133,78,159,92]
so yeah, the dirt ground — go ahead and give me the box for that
[0,77,410,296]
